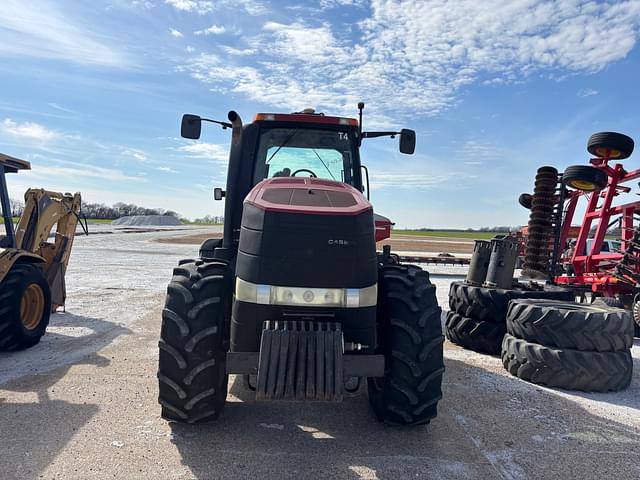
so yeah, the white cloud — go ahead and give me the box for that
[157,166,178,173]
[47,103,75,114]
[0,0,128,68]
[122,148,148,162]
[221,46,255,56]
[178,142,229,162]
[165,0,213,14]
[182,1,640,120]
[195,24,226,35]
[320,0,365,8]
[25,160,146,183]
[1,119,59,142]
[578,88,599,97]
[169,28,184,37]
[165,0,264,15]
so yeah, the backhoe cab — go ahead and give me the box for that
[0,153,82,351]
[158,105,444,426]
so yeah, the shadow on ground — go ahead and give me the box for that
[168,357,640,480]
[0,314,130,480]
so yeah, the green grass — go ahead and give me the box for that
[181,220,224,226]
[392,230,501,240]
[85,218,115,224]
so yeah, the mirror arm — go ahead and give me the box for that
[201,117,233,130]
[362,131,399,139]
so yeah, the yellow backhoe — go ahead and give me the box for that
[0,153,82,351]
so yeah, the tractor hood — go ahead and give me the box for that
[244,177,372,216]
[236,177,378,290]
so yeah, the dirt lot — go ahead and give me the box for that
[0,226,638,480]
[155,230,476,254]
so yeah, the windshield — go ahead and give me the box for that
[253,127,356,186]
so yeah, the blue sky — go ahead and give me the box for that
[0,0,639,228]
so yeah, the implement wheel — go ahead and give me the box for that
[0,263,52,351]
[587,132,634,159]
[158,259,232,423]
[562,165,608,192]
[368,264,445,426]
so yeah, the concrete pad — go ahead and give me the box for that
[0,228,638,480]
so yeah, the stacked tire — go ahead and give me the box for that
[445,282,573,355]
[502,299,634,392]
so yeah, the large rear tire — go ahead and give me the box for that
[158,259,232,423]
[368,264,445,426]
[448,281,573,323]
[0,263,52,351]
[501,334,632,392]
[507,299,634,352]
[444,311,506,355]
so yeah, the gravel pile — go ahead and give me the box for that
[112,215,182,226]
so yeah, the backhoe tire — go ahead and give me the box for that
[502,334,633,392]
[587,131,634,159]
[368,264,445,426]
[199,238,222,259]
[448,281,573,323]
[562,165,608,192]
[0,263,51,351]
[158,259,232,423]
[444,311,505,355]
[507,299,634,352]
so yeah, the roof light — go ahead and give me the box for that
[254,112,359,126]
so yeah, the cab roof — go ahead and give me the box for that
[0,153,31,173]
[254,112,358,127]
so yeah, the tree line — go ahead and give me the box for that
[9,198,180,220]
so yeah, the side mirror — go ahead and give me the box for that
[399,129,416,154]
[181,114,202,139]
[213,187,226,201]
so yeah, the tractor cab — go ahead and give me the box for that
[0,153,31,249]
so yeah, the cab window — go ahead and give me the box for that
[253,127,355,186]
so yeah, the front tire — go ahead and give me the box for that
[368,264,445,426]
[0,263,51,351]
[158,259,232,423]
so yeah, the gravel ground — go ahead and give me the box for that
[0,226,638,480]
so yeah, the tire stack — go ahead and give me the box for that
[446,282,573,355]
[502,299,634,391]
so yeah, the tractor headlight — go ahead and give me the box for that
[235,278,377,308]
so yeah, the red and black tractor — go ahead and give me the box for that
[157,105,445,425]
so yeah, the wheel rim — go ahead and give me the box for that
[20,283,45,330]
[595,147,621,158]
[567,179,597,191]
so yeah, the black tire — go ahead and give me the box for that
[562,165,608,192]
[518,193,532,209]
[367,264,445,426]
[502,334,632,392]
[448,281,573,323]
[507,299,634,352]
[444,311,505,355]
[0,263,52,351]
[199,238,222,259]
[158,259,232,423]
[593,296,625,309]
[587,132,634,159]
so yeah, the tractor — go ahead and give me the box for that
[0,153,83,351]
[158,105,445,425]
